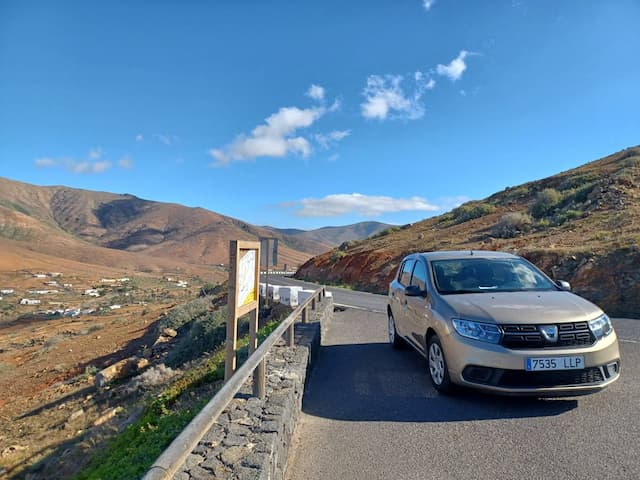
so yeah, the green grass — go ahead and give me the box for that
[72,320,280,480]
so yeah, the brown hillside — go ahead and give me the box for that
[0,177,322,270]
[296,146,640,316]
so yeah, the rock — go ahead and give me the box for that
[1,445,27,457]
[184,453,204,469]
[201,456,224,472]
[189,465,216,480]
[236,466,261,480]
[221,446,248,466]
[69,409,85,421]
[242,452,267,469]
[259,421,279,433]
[223,433,248,447]
[162,327,177,337]
[135,358,149,370]
[93,407,121,426]
[95,358,134,387]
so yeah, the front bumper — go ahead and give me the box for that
[443,329,621,396]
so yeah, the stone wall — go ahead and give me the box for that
[174,297,332,480]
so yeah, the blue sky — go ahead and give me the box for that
[1,0,639,230]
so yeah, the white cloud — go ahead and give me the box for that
[423,0,435,11]
[328,153,339,162]
[361,73,434,120]
[153,133,180,146]
[119,156,133,169]
[89,147,104,160]
[306,84,325,101]
[210,105,327,166]
[285,193,440,217]
[34,154,119,174]
[34,157,58,168]
[314,129,351,149]
[67,160,112,174]
[436,50,470,81]
[135,134,144,142]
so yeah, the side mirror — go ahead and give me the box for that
[556,280,571,291]
[405,285,427,297]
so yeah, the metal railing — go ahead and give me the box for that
[143,286,327,480]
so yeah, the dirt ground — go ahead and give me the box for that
[0,268,206,478]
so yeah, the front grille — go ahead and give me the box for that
[462,365,606,389]
[501,321,595,349]
[497,367,604,388]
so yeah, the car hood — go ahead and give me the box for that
[440,291,602,324]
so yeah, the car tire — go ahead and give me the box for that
[388,311,405,349]
[427,334,454,394]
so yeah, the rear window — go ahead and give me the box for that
[431,258,556,294]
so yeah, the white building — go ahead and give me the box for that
[20,298,41,305]
[83,289,100,297]
[0,289,14,295]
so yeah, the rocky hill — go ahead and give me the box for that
[296,146,640,316]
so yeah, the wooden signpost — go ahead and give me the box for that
[225,240,261,382]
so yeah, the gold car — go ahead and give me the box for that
[387,251,620,396]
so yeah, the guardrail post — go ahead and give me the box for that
[301,306,308,324]
[254,359,266,399]
[311,297,316,310]
[286,322,295,347]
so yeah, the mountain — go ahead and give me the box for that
[270,221,392,248]
[0,177,389,276]
[296,146,640,316]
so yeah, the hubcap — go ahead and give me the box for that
[388,315,395,343]
[429,342,445,385]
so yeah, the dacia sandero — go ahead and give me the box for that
[387,251,620,396]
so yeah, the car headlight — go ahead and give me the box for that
[589,314,613,340]
[452,318,502,344]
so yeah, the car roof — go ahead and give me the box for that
[407,250,520,261]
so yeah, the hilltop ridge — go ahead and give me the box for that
[296,146,640,316]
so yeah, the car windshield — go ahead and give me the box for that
[431,258,557,294]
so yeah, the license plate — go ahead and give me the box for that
[525,356,585,371]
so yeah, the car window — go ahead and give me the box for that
[399,259,415,286]
[410,260,427,290]
[431,258,556,294]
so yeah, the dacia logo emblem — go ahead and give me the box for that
[539,325,558,342]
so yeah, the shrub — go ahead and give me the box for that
[530,188,563,218]
[493,212,533,238]
[451,201,496,224]
[157,297,212,333]
[167,309,228,367]
[371,226,402,239]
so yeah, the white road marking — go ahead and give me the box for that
[619,338,640,344]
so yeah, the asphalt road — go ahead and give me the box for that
[279,278,640,480]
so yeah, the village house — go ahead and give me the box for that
[19,298,41,305]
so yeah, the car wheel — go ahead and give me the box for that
[388,311,404,349]
[427,335,454,394]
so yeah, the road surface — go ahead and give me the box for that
[276,277,640,480]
